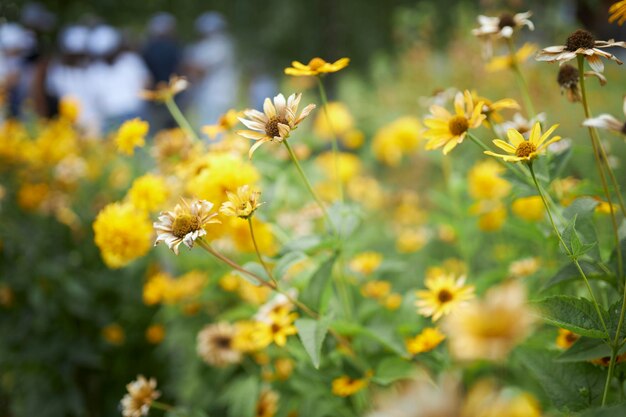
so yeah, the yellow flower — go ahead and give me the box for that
[197,322,242,367]
[120,375,161,417]
[127,174,169,212]
[556,328,579,349]
[93,202,153,268]
[219,272,240,292]
[17,182,49,211]
[102,323,125,345]
[349,251,383,275]
[59,96,80,122]
[115,118,149,155]
[384,293,403,310]
[443,281,534,361]
[284,57,350,76]
[220,185,264,219]
[313,101,354,140]
[372,116,424,166]
[463,379,542,417]
[396,228,429,253]
[511,196,544,221]
[415,273,475,321]
[424,90,485,155]
[237,278,272,305]
[141,75,188,102]
[228,216,277,256]
[406,327,446,355]
[476,203,507,232]
[509,257,540,278]
[486,43,538,72]
[203,109,241,139]
[274,358,295,381]
[266,306,298,347]
[145,324,166,344]
[237,93,316,158]
[610,1,626,25]
[256,389,279,417]
[332,374,369,397]
[314,151,362,183]
[233,320,273,352]
[153,199,221,255]
[347,176,384,210]
[342,129,365,149]
[484,122,561,163]
[471,92,520,125]
[468,160,511,200]
[361,280,391,300]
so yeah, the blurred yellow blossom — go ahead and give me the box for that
[59,96,80,123]
[372,117,424,166]
[349,251,383,275]
[610,1,626,25]
[127,174,169,212]
[509,257,540,278]
[285,57,350,76]
[313,101,354,140]
[396,228,429,253]
[115,118,149,155]
[145,324,166,344]
[315,151,362,183]
[486,43,538,72]
[556,328,579,349]
[384,293,403,310]
[347,176,384,210]
[102,323,125,345]
[228,217,277,256]
[511,196,544,221]
[468,160,511,200]
[361,280,391,299]
[256,389,279,417]
[141,75,188,102]
[233,320,273,352]
[332,374,369,397]
[17,183,49,211]
[203,109,240,139]
[406,327,446,355]
[463,379,542,417]
[477,203,507,232]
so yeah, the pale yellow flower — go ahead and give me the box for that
[512,196,544,221]
[197,322,242,367]
[220,185,264,219]
[468,160,511,200]
[120,375,161,417]
[509,257,540,278]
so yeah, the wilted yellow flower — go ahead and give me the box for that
[444,281,534,361]
[511,196,544,221]
[197,322,242,367]
[424,90,485,155]
[396,228,429,253]
[59,96,80,122]
[154,199,221,255]
[406,327,446,355]
[102,323,125,345]
[220,185,264,219]
[610,1,626,25]
[141,75,188,102]
[285,57,350,76]
[203,109,241,139]
[332,374,369,397]
[485,123,561,163]
[583,95,626,136]
[509,257,540,278]
[313,101,354,140]
[115,118,149,155]
[17,182,49,211]
[233,320,273,352]
[416,273,475,321]
[486,43,538,72]
[127,174,169,212]
[468,160,511,200]
[361,280,391,299]
[120,375,161,417]
[145,324,166,344]
[350,252,383,275]
[556,328,579,349]
[93,202,153,268]
[256,389,279,417]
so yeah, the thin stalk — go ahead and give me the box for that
[247,217,277,287]
[283,140,337,234]
[506,38,536,119]
[317,76,344,203]
[529,164,609,337]
[165,97,200,142]
[151,401,175,412]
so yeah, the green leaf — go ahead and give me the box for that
[542,261,608,290]
[535,296,608,339]
[563,198,600,259]
[580,403,626,417]
[372,357,415,385]
[222,376,259,417]
[295,317,330,369]
[274,251,308,281]
[556,337,611,363]
[300,255,337,311]
[236,262,269,285]
[517,347,605,411]
[332,321,409,358]
[327,202,362,239]
[609,238,626,279]
[561,216,596,258]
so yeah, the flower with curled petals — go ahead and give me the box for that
[472,11,534,57]
[120,375,160,417]
[141,75,188,102]
[154,199,220,254]
[583,95,626,136]
[536,29,626,73]
[237,93,316,158]
[284,57,350,76]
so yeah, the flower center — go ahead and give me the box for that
[515,141,537,158]
[171,213,200,238]
[557,64,579,87]
[498,13,516,30]
[308,57,326,70]
[565,29,595,51]
[265,117,288,139]
[448,116,469,136]
[214,335,232,349]
[437,289,453,303]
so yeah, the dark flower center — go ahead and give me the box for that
[172,214,200,238]
[557,64,579,87]
[437,289,453,303]
[308,57,326,70]
[498,13,516,30]
[214,335,232,349]
[515,141,537,158]
[448,116,469,136]
[621,122,626,135]
[265,117,288,138]
[565,29,595,51]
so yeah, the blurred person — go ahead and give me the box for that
[0,22,35,119]
[142,12,182,131]
[46,25,100,133]
[184,11,238,130]
[87,24,151,132]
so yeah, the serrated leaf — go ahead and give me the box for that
[542,260,608,290]
[517,347,605,411]
[372,357,415,385]
[300,255,337,311]
[556,337,611,363]
[563,198,600,259]
[535,296,608,339]
[580,403,626,417]
[295,317,330,369]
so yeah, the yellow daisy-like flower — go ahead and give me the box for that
[237,93,316,158]
[331,374,369,397]
[484,122,561,163]
[415,273,475,321]
[93,202,153,268]
[406,327,446,355]
[468,159,511,200]
[610,1,626,25]
[140,75,188,102]
[120,375,161,417]
[486,43,538,72]
[220,185,264,219]
[115,118,149,155]
[266,306,298,347]
[471,92,519,125]
[284,57,350,76]
[153,199,221,255]
[233,320,273,352]
[424,90,485,155]
[127,174,169,212]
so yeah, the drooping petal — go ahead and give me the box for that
[586,54,604,73]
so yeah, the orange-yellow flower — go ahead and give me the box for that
[284,57,350,76]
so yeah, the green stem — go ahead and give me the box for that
[506,38,536,120]
[247,217,278,287]
[151,401,175,411]
[283,140,337,234]
[529,164,609,338]
[165,97,200,142]
[317,76,344,203]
